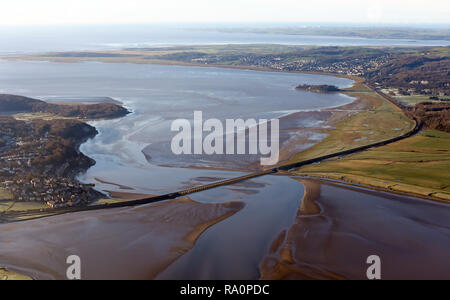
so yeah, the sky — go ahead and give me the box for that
[0,0,449,26]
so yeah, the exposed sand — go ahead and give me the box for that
[0,198,244,280]
[105,190,155,200]
[142,104,357,173]
[94,177,134,190]
[260,178,450,280]
[265,96,368,169]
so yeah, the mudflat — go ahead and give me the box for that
[260,178,450,280]
[0,198,243,280]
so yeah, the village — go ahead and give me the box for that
[0,177,97,208]
[247,53,391,77]
[186,51,392,77]
[0,115,102,209]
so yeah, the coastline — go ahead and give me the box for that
[2,58,435,209]
[4,56,361,181]
[0,95,132,213]
[1,55,449,280]
[7,54,360,81]
[65,61,436,204]
[69,61,358,193]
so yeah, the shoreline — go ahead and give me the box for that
[1,58,448,280]
[69,61,358,196]
[63,62,433,204]
[73,71,442,203]
[7,54,360,81]
[1,58,436,209]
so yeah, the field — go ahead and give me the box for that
[285,80,415,163]
[0,189,13,201]
[294,130,450,201]
[0,200,48,213]
[13,112,76,121]
[395,95,439,106]
[91,198,126,205]
[286,80,450,201]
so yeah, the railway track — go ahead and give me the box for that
[0,85,422,223]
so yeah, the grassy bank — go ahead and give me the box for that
[286,80,415,163]
[0,268,32,280]
[286,80,450,202]
[0,189,13,201]
[294,130,450,201]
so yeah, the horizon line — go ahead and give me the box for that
[1,21,449,28]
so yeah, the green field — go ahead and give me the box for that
[0,200,48,213]
[295,130,450,201]
[90,198,126,205]
[13,112,77,121]
[396,95,442,106]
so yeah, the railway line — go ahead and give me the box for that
[0,85,422,223]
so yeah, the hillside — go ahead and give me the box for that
[408,102,450,132]
[0,94,130,119]
[367,55,450,95]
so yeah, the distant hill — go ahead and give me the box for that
[0,94,43,112]
[0,94,130,119]
[366,56,450,96]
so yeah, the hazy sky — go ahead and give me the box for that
[0,0,449,26]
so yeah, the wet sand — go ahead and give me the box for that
[157,175,303,280]
[94,177,134,190]
[140,105,354,172]
[104,190,155,200]
[0,198,243,280]
[144,98,362,173]
[260,178,450,280]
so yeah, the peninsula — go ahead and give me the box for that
[0,95,130,210]
[295,84,341,93]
